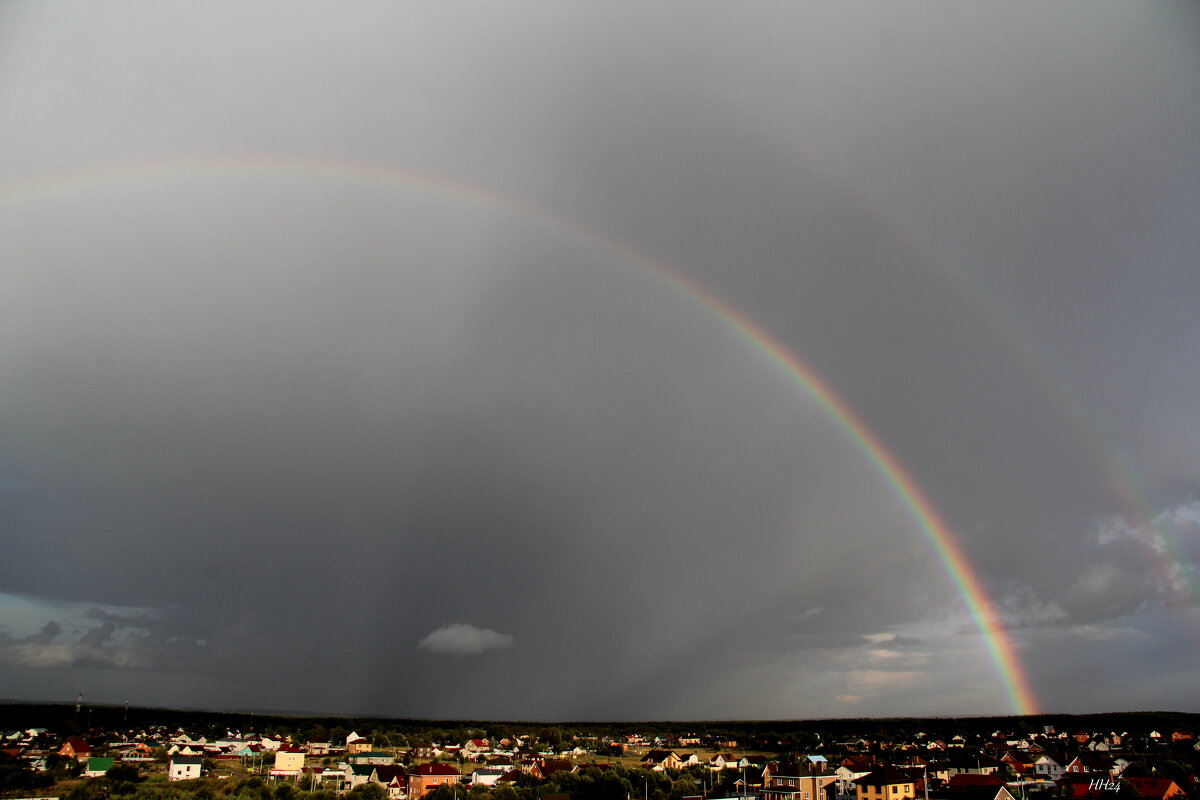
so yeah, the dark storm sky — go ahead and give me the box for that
[1,2,1199,720]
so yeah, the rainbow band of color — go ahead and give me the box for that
[1,155,1041,716]
[653,268,1041,717]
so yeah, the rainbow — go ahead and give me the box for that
[1,155,1040,715]
[732,106,1190,598]
[648,269,1041,716]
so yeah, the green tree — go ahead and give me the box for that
[64,779,113,800]
[49,752,85,779]
[0,751,53,790]
[106,763,142,783]
[347,782,386,800]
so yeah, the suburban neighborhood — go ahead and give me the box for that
[2,709,1200,800]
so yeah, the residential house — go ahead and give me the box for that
[273,747,305,775]
[945,773,1017,800]
[835,761,878,800]
[349,752,395,766]
[464,739,491,758]
[1064,754,1115,776]
[710,753,739,771]
[854,767,919,800]
[300,767,345,792]
[1000,751,1036,776]
[169,756,203,781]
[84,757,115,777]
[116,743,154,762]
[346,765,375,790]
[762,769,837,800]
[407,763,462,798]
[486,756,516,772]
[169,744,205,757]
[930,753,1002,782]
[237,743,263,759]
[59,738,92,762]
[1123,778,1186,800]
[642,750,683,771]
[530,759,575,780]
[469,768,506,787]
[1032,753,1066,780]
[371,765,409,799]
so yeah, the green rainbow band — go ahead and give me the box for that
[1,156,1040,715]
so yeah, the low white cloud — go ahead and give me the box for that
[0,625,159,670]
[0,593,200,671]
[417,623,514,655]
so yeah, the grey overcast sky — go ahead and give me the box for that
[1,2,1199,721]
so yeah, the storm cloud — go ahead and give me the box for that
[0,1,1198,720]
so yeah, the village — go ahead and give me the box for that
[3,715,1200,800]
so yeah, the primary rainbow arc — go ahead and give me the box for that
[1,155,1041,716]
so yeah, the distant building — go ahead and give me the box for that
[59,739,92,762]
[349,752,394,766]
[407,763,462,798]
[169,756,203,781]
[854,768,918,800]
[273,747,305,775]
[84,757,115,777]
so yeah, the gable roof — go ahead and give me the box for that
[411,763,461,776]
[855,767,920,787]
[1123,778,1183,800]
[372,766,409,782]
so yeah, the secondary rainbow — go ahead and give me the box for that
[1,155,1041,715]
